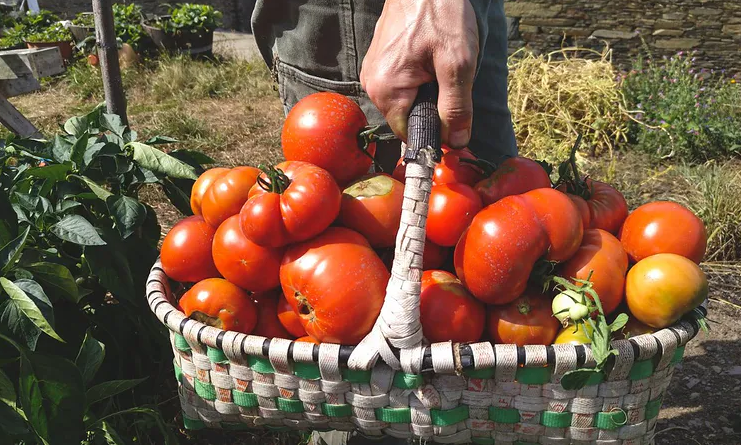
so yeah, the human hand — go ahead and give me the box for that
[360,0,479,148]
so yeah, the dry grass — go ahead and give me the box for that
[508,46,629,164]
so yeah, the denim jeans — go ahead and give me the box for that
[251,0,517,163]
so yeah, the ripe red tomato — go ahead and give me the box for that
[282,92,373,186]
[280,227,389,345]
[392,146,483,187]
[161,216,220,283]
[619,201,707,264]
[426,183,483,247]
[211,215,284,292]
[486,289,560,346]
[558,229,628,315]
[252,295,294,339]
[626,253,708,328]
[277,293,307,338]
[190,167,229,216]
[179,278,257,334]
[201,166,260,228]
[295,336,320,344]
[420,271,485,343]
[240,161,341,247]
[423,240,449,270]
[474,157,552,206]
[339,174,404,248]
[559,179,628,235]
[455,188,583,304]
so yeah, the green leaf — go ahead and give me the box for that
[82,142,107,167]
[0,368,15,407]
[71,174,113,201]
[50,215,106,246]
[170,149,215,164]
[561,369,599,390]
[100,114,127,137]
[0,301,41,350]
[97,421,125,445]
[70,131,90,168]
[144,135,178,145]
[129,141,198,180]
[0,278,62,343]
[0,226,30,274]
[64,116,88,138]
[86,378,146,407]
[19,351,85,444]
[75,330,105,386]
[161,178,194,216]
[25,263,79,303]
[0,191,18,247]
[610,313,629,333]
[85,245,134,301]
[51,135,72,164]
[106,195,146,239]
[0,400,29,437]
[24,164,72,182]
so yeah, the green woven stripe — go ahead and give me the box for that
[341,368,372,383]
[248,356,274,374]
[322,403,353,418]
[182,415,205,430]
[465,367,495,379]
[174,334,191,351]
[430,405,469,426]
[541,411,572,428]
[585,371,605,386]
[294,362,321,380]
[221,422,251,431]
[393,373,424,389]
[629,360,655,381]
[375,407,412,423]
[472,438,495,445]
[595,410,628,430]
[195,379,216,401]
[207,347,228,364]
[645,397,663,420]
[232,389,258,408]
[672,346,686,364]
[277,397,305,413]
[516,366,552,385]
[489,407,520,424]
[173,360,182,383]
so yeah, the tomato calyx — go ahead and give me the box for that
[517,300,532,315]
[189,310,224,329]
[458,157,497,177]
[257,165,291,194]
[358,125,395,172]
[554,133,592,200]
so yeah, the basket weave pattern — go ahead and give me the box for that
[147,132,700,443]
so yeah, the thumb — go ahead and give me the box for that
[434,57,476,149]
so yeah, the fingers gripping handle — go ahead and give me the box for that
[405,82,442,162]
[348,84,442,373]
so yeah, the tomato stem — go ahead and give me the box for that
[257,164,291,194]
[517,300,532,315]
[458,157,497,177]
[358,125,394,173]
[555,133,592,199]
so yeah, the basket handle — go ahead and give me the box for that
[348,83,441,373]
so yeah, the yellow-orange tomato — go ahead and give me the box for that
[619,317,656,339]
[625,253,708,329]
[339,174,404,248]
[554,323,593,345]
[619,201,707,264]
[201,166,260,228]
[190,167,229,216]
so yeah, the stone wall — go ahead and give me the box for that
[504,0,741,72]
[36,0,254,31]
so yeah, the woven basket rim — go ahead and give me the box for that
[146,259,702,372]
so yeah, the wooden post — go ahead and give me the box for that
[92,0,127,124]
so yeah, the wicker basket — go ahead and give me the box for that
[146,84,702,443]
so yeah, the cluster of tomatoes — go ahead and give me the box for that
[160,92,709,348]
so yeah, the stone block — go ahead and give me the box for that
[689,8,723,16]
[662,12,687,21]
[519,25,540,34]
[655,20,686,29]
[591,29,638,39]
[653,38,702,49]
[505,2,562,18]
[653,29,685,36]
[723,24,741,34]
[521,18,577,27]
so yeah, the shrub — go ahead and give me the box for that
[508,47,628,164]
[621,51,741,161]
[156,3,222,35]
[0,106,211,444]
[0,9,59,49]
[25,21,72,43]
